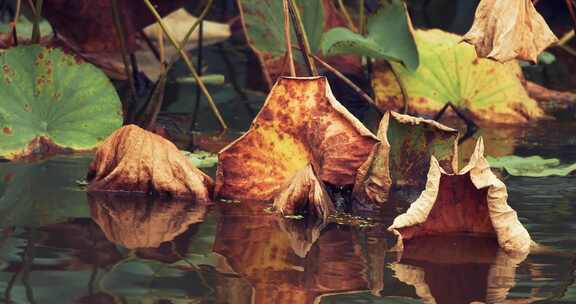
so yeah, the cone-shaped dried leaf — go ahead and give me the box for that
[463,0,558,63]
[273,164,335,221]
[372,30,545,124]
[87,125,213,200]
[389,138,532,253]
[89,193,208,249]
[216,77,378,201]
[354,112,458,204]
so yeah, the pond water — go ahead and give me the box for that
[0,121,575,304]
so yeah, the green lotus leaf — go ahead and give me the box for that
[321,0,419,71]
[487,155,576,177]
[372,29,544,124]
[239,0,323,58]
[0,45,123,159]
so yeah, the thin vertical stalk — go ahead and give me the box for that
[191,19,204,130]
[567,0,576,32]
[8,0,20,46]
[359,0,366,35]
[312,53,379,111]
[337,0,358,32]
[283,0,296,76]
[143,0,228,130]
[31,0,42,43]
[288,0,318,76]
[111,0,137,107]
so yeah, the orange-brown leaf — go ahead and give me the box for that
[273,164,335,221]
[215,77,378,201]
[87,125,213,200]
[389,138,532,253]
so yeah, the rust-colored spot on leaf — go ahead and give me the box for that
[2,127,12,135]
[23,104,31,112]
[3,172,14,183]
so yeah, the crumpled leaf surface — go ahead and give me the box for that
[321,0,419,71]
[391,235,529,304]
[354,112,458,204]
[89,193,208,249]
[487,155,576,177]
[389,138,532,253]
[216,77,377,201]
[372,29,544,124]
[87,125,213,200]
[0,45,122,160]
[463,0,558,63]
[273,164,335,221]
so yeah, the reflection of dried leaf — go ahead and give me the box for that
[89,193,207,249]
[276,216,325,258]
[273,164,335,221]
[389,138,532,253]
[354,112,458,204]
[463,0,558,63]
[216,77,377,201]
[214,203,370,303]
[391,235,529,304]
[87,125,213,200]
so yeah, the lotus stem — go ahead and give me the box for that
[143,0,228,130]
[8,0,20,46]
[30,0,42,43]
[386,61,409,114]
[283,0,296,76]
[111,0,137,109]
[288,0,318,76]
[567,0,576,33]
[311,53,379,111]
[559,30,574,46]
[337,0,358,33]
[359,0,366,35]
[191,19,204,130]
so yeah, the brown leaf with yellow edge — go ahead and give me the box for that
[88,193,208,249]
[215,77,378,201]
[87,125,213,201]
[388,137,532,254]
[354,111,458,204]
[463,0,558,63]
[273,164,335,221]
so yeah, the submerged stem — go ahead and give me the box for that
[288,0,318,76]
[143,0,228,130]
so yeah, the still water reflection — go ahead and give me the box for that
[0,122,574,303]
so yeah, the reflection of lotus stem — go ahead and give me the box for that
[30,0,42,43]
[311,53,379,111]
[283,0,296,76]
[288,0,318,76]
[143,0,228,130]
